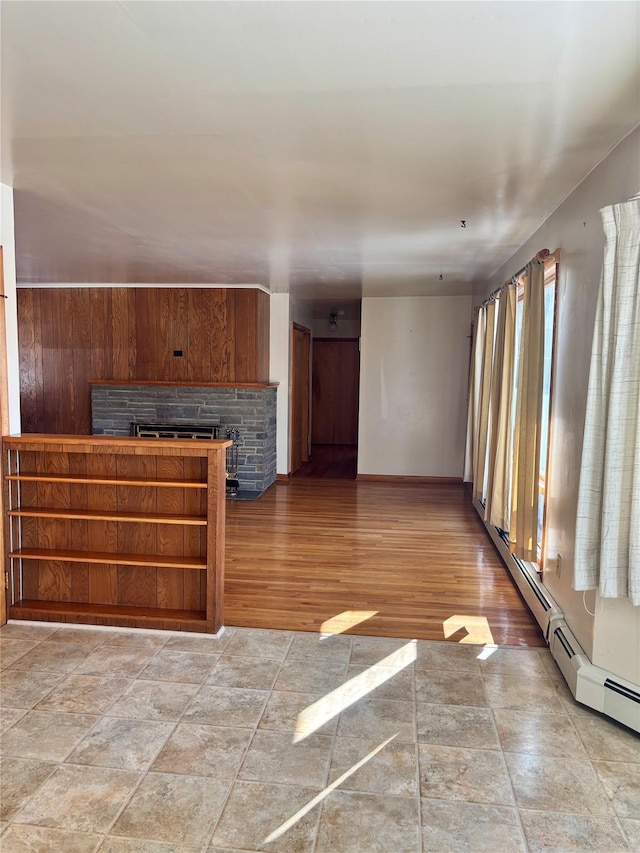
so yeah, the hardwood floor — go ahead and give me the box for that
[225,479,545,647]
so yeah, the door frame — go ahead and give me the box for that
[289,322,311,474]
[0,247,8,624]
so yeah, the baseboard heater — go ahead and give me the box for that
[473,498,640,733]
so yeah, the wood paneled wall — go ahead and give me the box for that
[18,287,270,434]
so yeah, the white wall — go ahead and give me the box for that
[269,293,290,475]
[358,295,471,478]
[1,184,21,433]
[474,128,640,684]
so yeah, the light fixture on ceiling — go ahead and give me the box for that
[329,311,338,330]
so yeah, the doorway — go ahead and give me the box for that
[289,322,311,475]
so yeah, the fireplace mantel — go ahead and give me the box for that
[89,380,278,388]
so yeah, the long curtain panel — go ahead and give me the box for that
[509,260,545,562]
[575,197,640,605]
[472,300,496,502]
[463,311,484,483]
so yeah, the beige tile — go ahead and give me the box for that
[0,705,26,734]
[519,809,632,852]
[0,824,103,852]
[205,655,281,690]
[14,764,140,833]
[415,670,487,707]
[43,627,112,648]
[111,772,229,846]
[537,649,565,681]
[416,703,499,749]
[316,790,421,853]
[493,709,588,757]
[152,723,252,777]
[0,669,65,709]
[350,635,414,666]
[67,716,174,770]
[483,673,565,712]
[35,675,131,715]
[0,710,99,761]
[418,743,512,805]
[163,633,235,654]
[329,736,418,796]
[100,840,200,853]
[572,714,640,762]
[345,664,415,703]
[478,647,551,678]
[138,650,218,684]
[505,752,614,815]
[107,680,198,722]
[594,760,640,819]
[0,625,58,640]
[337,697,416,742]
[211,780,321,852]
[274,657,348,693]
[207,848,260,853]
[286,632,352,662]
[621,819,640,849]
[239,730,332,788]
[182,685,268,727]
[0,757,56,821]
[103,633,170,652]
[551,679,598,717]
[421,798,525,852]
[7,642,93,674]
[223,628,293,659]
[0,639,39,669]
[75,647,155,679]
[414,641,482,673]
[258,690,340,736]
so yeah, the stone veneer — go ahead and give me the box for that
[91,384,277,495]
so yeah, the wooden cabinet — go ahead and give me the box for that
[2,434,230,633]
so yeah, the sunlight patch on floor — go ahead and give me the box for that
[442,614,494,645]
[319,610,379,636]
[293,640,416,743]
[263,733,398,844]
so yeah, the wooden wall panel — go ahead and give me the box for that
[17,287,270,434]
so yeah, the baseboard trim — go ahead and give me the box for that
[356,474,462,485]
[276,473,291,483]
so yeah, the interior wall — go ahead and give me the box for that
[17,286,270,434]
[312,305,361,338]
[474,127,640,683]
[269,293,290,475]
[1,184,20,432]
[358,295,471,478]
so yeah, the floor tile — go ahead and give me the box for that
[483,673,565,712]
[211,780,321,853]
[415,670,487,706]
[478,647,551,678]
[621,818,640,849]
[75,647,155,679]
[100,840,200,853]
[0,706,26,734]
[111,772,229,846]
[67,716,174,770]
[258,690,340,736]
[345,663,415,703]
[223,628,293,659]
[286,631,352,662]
[7,642,92,674]
[571,714,640,762]
[537,649,565,681]
[137,650,218,684]
[0,824,103,852]
[274,657,348,693]
[505,752,614,815]
[493,709,588,757]
[0,757,56,821]
[163,632,235,654]
[329,735,419,796]
[350,635,415,667]
[107,680,199,722]
[414,641,482,673]
[151,723,252,777]
[416,703,499,749]
[103,633,170,652]
[35,675,131,715]
[551,679,600,717]
[239,730,333,787]
[182,685,269,727]
[0,638,39,669]
[518,808,632,852]
[14,764,140,833]
[42,627,112,649]
[205,655,281,690]
[0,710,99,761]
[420,798,525,852]
[0,670,65,709]
[593,760,640,819]
[337,697,416,742]
[0,625,58,640]
[316,790,421,852]
[418,743,512,805]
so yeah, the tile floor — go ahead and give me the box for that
[0,623,639,852]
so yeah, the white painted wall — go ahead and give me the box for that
[358,295,471,478]
[1,184,21,433]
[474,128,640,684]
[269,293,290,476]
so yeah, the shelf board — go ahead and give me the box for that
[9,599,208,630]
[9,547,206,570]
[5,473,206,489]
[7,506,207,525]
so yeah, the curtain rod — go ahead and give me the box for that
[476,248,561,311]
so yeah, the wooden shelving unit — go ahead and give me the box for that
[2,434,230,633]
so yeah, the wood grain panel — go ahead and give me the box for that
[115,456,157,606]
[156,456,185,609]
[312,339,360,445]
[256,291,270,382]
[86,453,118,604]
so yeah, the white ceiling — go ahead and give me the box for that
[1,1,638,300]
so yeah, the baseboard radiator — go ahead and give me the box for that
[473,499,640,733]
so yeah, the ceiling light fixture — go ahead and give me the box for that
[329,311,338,329]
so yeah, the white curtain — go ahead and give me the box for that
[574,196,640,605]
